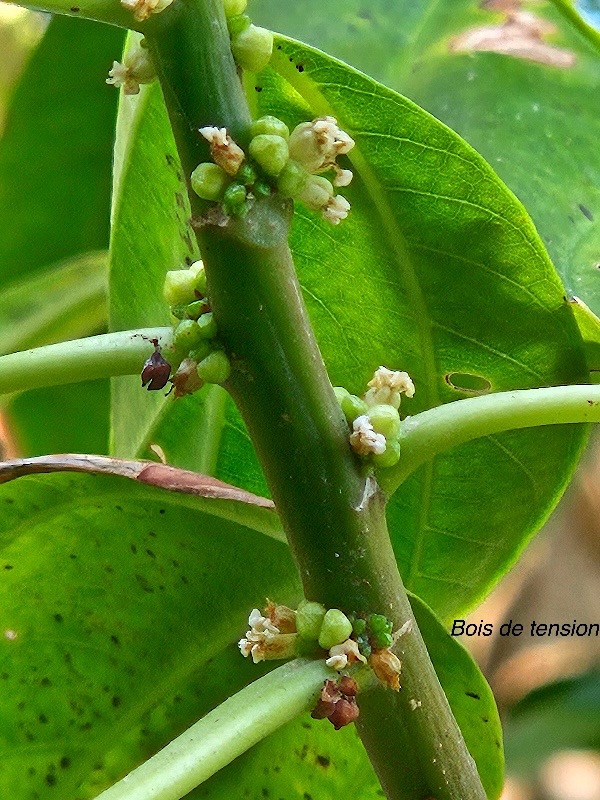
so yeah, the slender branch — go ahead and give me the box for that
[93,659,333,800]
[0,328,172,395]
[379,384,600,495]
[547,0,600,56]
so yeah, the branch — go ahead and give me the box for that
[0,328,172,395]
[379,384,600,495]
[93,659,333,800]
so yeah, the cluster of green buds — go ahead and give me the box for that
[334,366,416,468]
[223,0,273,73]
[191,115,354,225]
[106,38,156,95]
[238,600,406,695]
[161,260,231,397]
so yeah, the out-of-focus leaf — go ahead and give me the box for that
[0,15,122,456]
[255,36,587,620]
[0,15,123,283]
[0,251,107,355]
[504,670,600,777]
[0,470,298,798]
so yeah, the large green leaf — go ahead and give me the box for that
[256,36,588,620]
[503,670,600,777]
[109,31,588,620]
[0,470,297,798]
[252,0,600,321]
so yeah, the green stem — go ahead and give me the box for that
[93,659,333,800]
[547,0,600,56]
[380,384,600,495]
[145,3,487,798]
[0,328,171,394]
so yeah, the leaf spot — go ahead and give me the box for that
[578,203,594,221]
[444,372,492,395]
[465,691,481,699]
[450,5,576,68]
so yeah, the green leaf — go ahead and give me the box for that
[254,35,588,620]
[0,470,297,798]
[0,16,123,282]
[0,251,107,355]
[252,1,600,327]
[504,670,600,778]
[191,594,503,800]
[0,16,122,455]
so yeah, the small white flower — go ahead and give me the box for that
[199,126,245,175]
[121,0,173,22]
[288,116,354,175]
[106,46,155,95]
[322,194,350,225]
[364,366,415,409]
[325,654,348,671]
[239,608,295,663]
[350,415,387,456]
[329,639,367,665]
[333,166,353,187]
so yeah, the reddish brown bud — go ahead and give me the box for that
[311,699,337,720]
[338,676,358,697]
[141,347,171,391]
[328,697,359,730]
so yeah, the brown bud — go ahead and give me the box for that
[171,358,203,398]
[141,347,171,391]
[328,697,359,730]
[338,675,358,697]
[311,699,337,720]
[370,649,402,691]
[265,601,296,633]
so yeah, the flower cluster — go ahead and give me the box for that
[144,260,231,398]
[120,0,173,22]
[335,366,415,468]
[190,115,353,226]
[239,599,406,708]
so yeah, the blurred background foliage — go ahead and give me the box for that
[0,1,598,798]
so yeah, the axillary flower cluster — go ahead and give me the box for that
[191,114,354,225]
[239,600,409,728]
[334,366,415,469]
[139,260,231,395]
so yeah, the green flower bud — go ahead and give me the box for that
[197,311,218,339]
[298,175,334,210]
[223,0,247,17]
[253,181,272,198]
[191,162,230,201]
[373,631,394,649]
[227,13,251,36]
[173,319,203,352]
[197,350,231,384]
[352,617,366,636]
[185,299,210,320]
[189,260,208,295]
[250,115,290,140]
[223,182,248,216]
[372,438,401,468]
[163,270,197,306]
[277,160,308,198]
[368,614,393,635]
[249,134,289,177]
[296,600,326,641]
[237,162,257,186]
[169,303,188,320]
[367,404,401,440]
[318,609,353,650]
[188,341,212,364]
[231,24,273,72]
[338,392,368,424]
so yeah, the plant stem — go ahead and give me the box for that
[93,659,332,800]
[0,328,171,395]
[380,384,600,494]
[547,0,600,56]
[145,2,487,798]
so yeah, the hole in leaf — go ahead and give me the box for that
[445,372,492,395]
